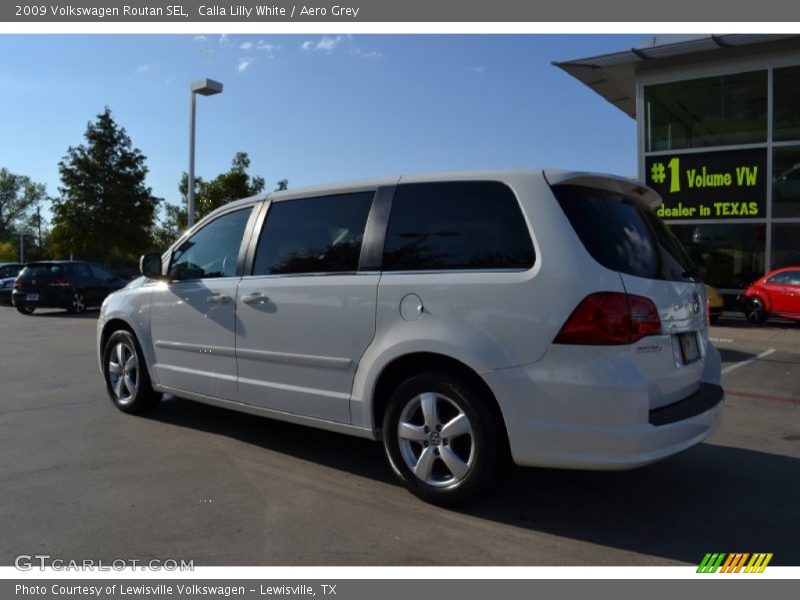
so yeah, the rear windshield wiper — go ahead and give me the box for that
[681,268,701,281]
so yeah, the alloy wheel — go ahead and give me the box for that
[72,292,86,313]
[397,391,475,487]
[107,342,138,404]
[746,298,765,324]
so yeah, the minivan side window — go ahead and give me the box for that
[382,181,535,271]
[169,208,252,280]
[252,192,374,276]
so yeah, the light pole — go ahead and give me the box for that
[16,231,32,263]
[188,78,223,228]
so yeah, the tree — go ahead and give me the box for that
[0,168,48,242]
[50,108,159,264]
[180,151,265,219]
[0,240,16,261]
[154,152,280,250]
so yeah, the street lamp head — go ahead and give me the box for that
[191,78,223,96]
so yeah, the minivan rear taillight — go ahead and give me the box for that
[13,278,21,289]
[553,292,662,345]
[48,277,70,287]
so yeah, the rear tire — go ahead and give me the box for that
[382,372,502,506]
[744,297,767,325]
[102,329,161,414]
[67,290,87,314]
[16,304,34,315]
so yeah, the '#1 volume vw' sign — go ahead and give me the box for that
[645,148,767,220]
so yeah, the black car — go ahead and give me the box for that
[12,261,128,315]
[0,262,24,279]
[0,263,24,306]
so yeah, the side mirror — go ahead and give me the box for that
[139,253,164,279]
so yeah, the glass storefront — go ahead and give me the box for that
[774,66,800,142]
[772,223,800,269]
[642,64,800,295]
[670,224,765,290]
[644,71,767,152]
[773,146,800,218]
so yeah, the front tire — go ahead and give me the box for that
[16,304,34,315]
[744,296,767,325]
[102,329,161,414]
[382,372,502,506]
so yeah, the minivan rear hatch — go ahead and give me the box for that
[545,171,708,409]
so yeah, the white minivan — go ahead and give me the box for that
[98,170,723,505]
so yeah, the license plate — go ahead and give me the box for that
[26,293,39,302]
[678,332,700,365]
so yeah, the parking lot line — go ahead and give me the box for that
[726,389,799,405]
[721,348,776,375]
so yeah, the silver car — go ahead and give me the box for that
[98,170,723,505]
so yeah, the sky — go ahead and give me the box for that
[0,34,643,223]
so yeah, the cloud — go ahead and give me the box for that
[165,76,175,86]
[257,41,279,52]
[236,57,255,72]
[351,47,383,59]
[469,66,485,74]
[240,41,253,51]
[300,36,342,54]
[219,34,229,45]
[316,36,341,52]
[193,35,207,42]
[134,64,151,74]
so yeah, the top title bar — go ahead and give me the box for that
[3,0,800,22]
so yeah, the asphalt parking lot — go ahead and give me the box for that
[1,307,798,566]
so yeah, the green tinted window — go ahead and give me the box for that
[669,223,765,289]
[774,66,800,142]
[772,146,800,218]
[772,224,800,270]
[645,71,767,152]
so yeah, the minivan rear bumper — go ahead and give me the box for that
[481,351,724,470]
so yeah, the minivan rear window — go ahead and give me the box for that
[553,184,696,281]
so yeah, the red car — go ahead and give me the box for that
[743,267,800,324]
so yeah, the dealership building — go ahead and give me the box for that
[556,34,800,302]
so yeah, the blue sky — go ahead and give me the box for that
[0,34,643,222]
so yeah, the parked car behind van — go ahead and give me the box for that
[0,262,24,279]
[742,267,800,324]
[0,263,24,306]
[97,170,724,505]
[13,261,128,315]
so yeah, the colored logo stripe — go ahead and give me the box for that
[697,553,772,573]
[697,553,726,573]
[745,553,773,573]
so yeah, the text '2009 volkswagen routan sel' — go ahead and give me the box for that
[97,170,723,505]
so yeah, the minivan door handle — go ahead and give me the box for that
[207,293,232,304]
[242,292,268,305]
